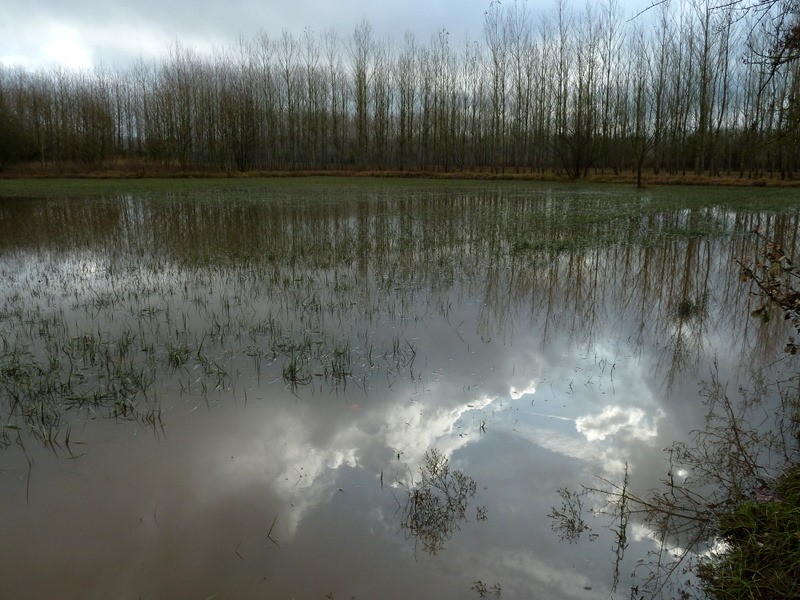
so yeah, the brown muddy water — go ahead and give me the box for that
[0,180,798,599]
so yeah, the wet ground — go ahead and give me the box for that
[0,180,796,599]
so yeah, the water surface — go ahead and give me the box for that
[0,180,797,599]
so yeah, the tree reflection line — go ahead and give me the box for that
[397,448,486,557]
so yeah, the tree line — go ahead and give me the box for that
[1,0,799,179]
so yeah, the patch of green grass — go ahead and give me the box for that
[699,464,800,599]
[1,176,799,211]
[0,176,533,198]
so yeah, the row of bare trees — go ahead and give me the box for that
[1,0,799,177]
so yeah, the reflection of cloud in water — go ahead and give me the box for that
[207,385,501,542]
[510,424,628,477]
[175,300,723,597]
[209,328,668,546]
[385,392,496,470]
[510,380,536,400]
[476,548,609,600]
[575,405,665,442]
[3,190,796,600]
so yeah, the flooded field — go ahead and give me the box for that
[0,179,798,599]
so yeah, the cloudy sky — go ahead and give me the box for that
[1,0,651,71]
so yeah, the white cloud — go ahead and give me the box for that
[41,23,94,71]
[510,380,537,400]
[575,405,664,442]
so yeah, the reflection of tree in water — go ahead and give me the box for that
[399,449,484,556]
[549,233,800,599]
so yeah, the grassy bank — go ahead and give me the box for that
[3,160,800,188]
[699,464,800,599]
[2,175,800,216]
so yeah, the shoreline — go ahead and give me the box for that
[2,163,800,188]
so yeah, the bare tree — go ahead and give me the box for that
[349,19,372,169]
[484,0,508,172]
